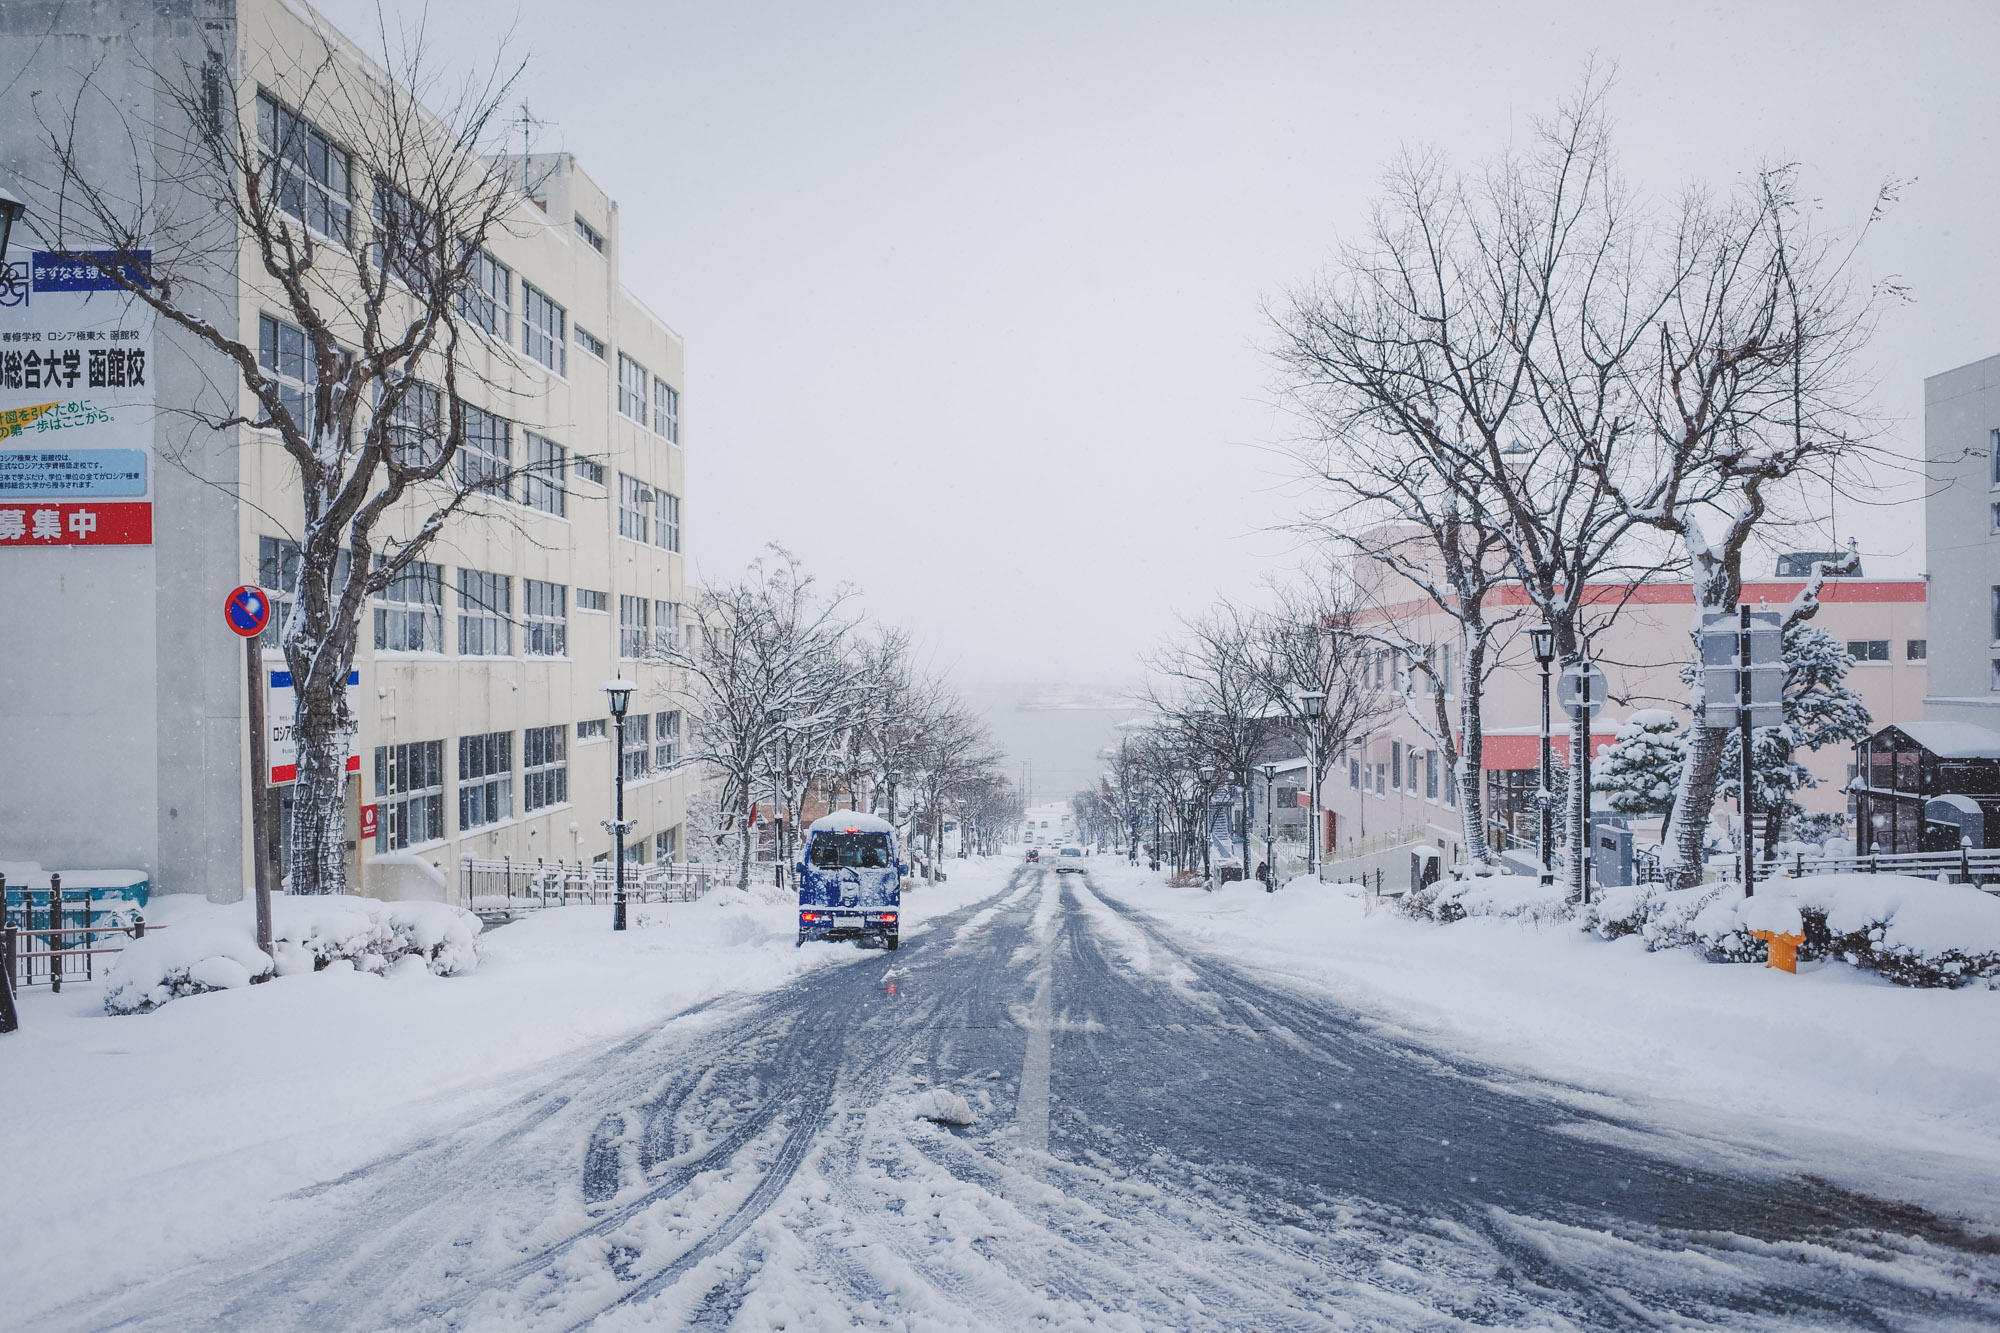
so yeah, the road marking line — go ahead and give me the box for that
[1017,873,1058,1154]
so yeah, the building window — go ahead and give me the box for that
[622,712,651,781]
[258,535,301,650]
[1991,502,2000,534]
[370,178,433,288]
[1992,659,2000,693]
[1991,429,2000,486]
[375,740,444,851]
[617,353,649,427]
[458,569,512,655]
[457,401,510,494]
[577,588,608,613]
[256,92,351,240]
[653,599,681,654]
[374,560,444,652]
[1845,639,1890,663]
[458,731,513,829]
[654,380,680,443]
[1391,742,1402,790]
[1349,756,1360,790]
[574,457,607,487]
[1907,639,1927,661]
[655,491,681,552]
[655,827,680,863]
[1426,750,1439,801]
[654,709,681,770]
[521,282,567,375]
[1375,762,1386,796]
[619,595,650,659]
[577,718,608,742]
[461,250,509,338]
[618,473,652,543]
[523,579,567,656]
[574,214,606,253]
[520,432,566,516]
[257,314,314,437]
[574,324,606,360]
[380,380,442,466]
[523,723,568,811]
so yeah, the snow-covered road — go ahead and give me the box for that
[52,864,2000,1330]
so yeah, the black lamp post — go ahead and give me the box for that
[603,679,636,931]
[1296,689,1325,878]
[1259,762,1278,891]
[1528,625,1556,886]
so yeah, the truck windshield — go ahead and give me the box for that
[809,832,891,869]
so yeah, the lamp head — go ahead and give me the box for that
[1296,689,1326,719]
[1259,763,1277,782]
[602,678,636,716]
[0,186,25,266]
[1528,625,1556,664]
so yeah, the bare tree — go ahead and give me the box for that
[27,23,538,894]
[659,548,860,890]
[1147,604,1272,882]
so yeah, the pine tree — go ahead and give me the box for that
[1595,711,1686,822]
[1716,623,1873,854]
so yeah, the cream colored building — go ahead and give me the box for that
[0,0,695,900]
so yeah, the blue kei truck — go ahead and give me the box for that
[796,810,903,949]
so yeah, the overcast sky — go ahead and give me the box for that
[322,0,2000,687]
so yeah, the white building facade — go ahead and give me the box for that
[0,0,696,900]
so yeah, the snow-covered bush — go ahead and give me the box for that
[1404,874,1573,926]
[104,896,482,1014]
[1679,876,2000,987]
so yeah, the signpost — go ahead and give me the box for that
[1700,607,1783,896]
[224,585,275,967]
[1558,660,1608,904]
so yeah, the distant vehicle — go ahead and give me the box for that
[1025,847,1040,862]
[1055,847,1085,874]
[797,810,902,950]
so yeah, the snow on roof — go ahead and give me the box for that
[809,809,894,834]
[1892,722,2000,759]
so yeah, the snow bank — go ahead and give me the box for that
[1407,872,1571,925]
[912,1086,977,1126]
[102,895,481,1014]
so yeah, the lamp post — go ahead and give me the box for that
[1296,689,1326,879]
[0,186,25,272]
[1258,762,1277,891]
[1528,625,1556,886]
[1197,763,1215,883]
[602,679,637,931]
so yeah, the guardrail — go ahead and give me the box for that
[2,873,155,993]
[460,856,714,917]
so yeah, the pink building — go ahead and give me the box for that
[1318,576,1927,867]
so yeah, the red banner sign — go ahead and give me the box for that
[359,804,379,841]
[0,500,151,546]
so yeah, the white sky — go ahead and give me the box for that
[321,0,2000,685]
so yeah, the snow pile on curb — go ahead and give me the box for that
[1406,873,1571,925]
[1587,874,2000,988]
[103,896,482,1014]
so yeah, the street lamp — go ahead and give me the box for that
[602,679,637,931]
[1528,625,1556,886]
[1258,762,1278,891]
[0,186,25,268]
[1296,689,1326,878]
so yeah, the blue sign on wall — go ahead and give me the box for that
[31,251,152,293]
[0,448,147,497]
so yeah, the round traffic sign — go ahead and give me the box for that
[224,584,272,638]
[1556,661,1610,719]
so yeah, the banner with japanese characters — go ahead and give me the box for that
[0,250,154,547]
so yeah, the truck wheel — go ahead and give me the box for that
[887,934,900,951]
[795,931,806,949]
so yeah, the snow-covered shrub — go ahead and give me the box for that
[1405,874,1572,926]
[1677,877,2000,987]
[104,896,482,1014]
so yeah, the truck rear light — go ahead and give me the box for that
[801,912,819,922]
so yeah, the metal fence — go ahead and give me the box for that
[460,857,714,918]
[1631,844,2000,892]
[2,874,154,993]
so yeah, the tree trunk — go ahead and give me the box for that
[737,786,754,891]
[286,673,354,896]
[1664,725,1726,889]
[1454,643,1491,865]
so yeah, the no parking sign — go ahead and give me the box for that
[223,584,271,638]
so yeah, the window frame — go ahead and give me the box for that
[621,711,652,781]
[257,313,315,438]
[460,249,510,339]
[458,730,514,830]
[375,739,445,851]
[523,723,568,812]
[654,491,681,553]
[373,560,445,653]
[519,431,567,517]
[523,578,568,656]
[619,594,651,660]
[577,588,609,613]
[617,353,649,427]
[456,401,511,495]
[457,568,513,656]
[618,473,651,544]
[256,91,352,242]
[654,379,679,443]
[521,281,568,376]
[573,214,606,253]
[577,718,609,742]
[573,324,607,360]
[654,708,682,771]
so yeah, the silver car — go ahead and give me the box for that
[1055,847,1086,874]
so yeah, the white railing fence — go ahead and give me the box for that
[460,856,713,916]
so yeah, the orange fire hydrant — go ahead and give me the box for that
[1751,929,1804,973]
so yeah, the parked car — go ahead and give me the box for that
[1055,846,1086,874]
